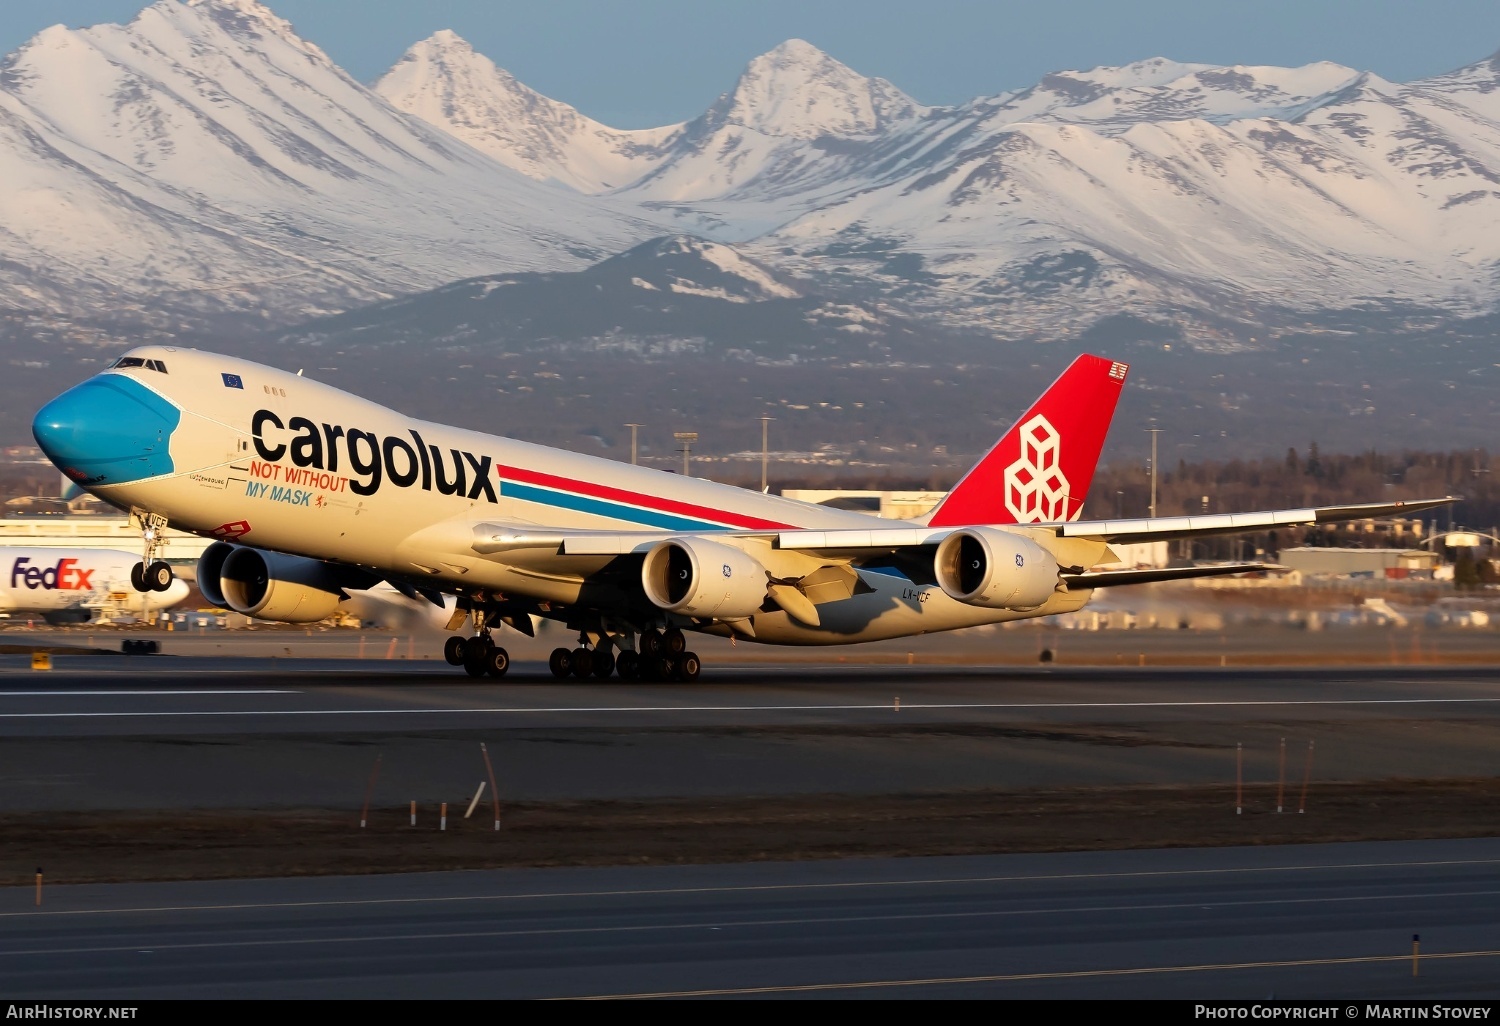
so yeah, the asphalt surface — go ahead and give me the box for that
[4,838,1499,998]
[3,660,1500,808]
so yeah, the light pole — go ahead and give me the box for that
[674,432,698,477]
[759,415,774,492]
[1147,427,1163,518]
[625,423,643,466]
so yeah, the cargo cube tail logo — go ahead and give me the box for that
[1003,415,1072,523]
[10,557,94,591]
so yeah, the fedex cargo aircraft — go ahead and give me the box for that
[30,348,1451,679]
[0,547,189,624]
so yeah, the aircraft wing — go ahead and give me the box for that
[465,496,1456,564]
[772,496,1458,555]
[1047,497,1461,545]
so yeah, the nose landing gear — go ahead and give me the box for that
[130,512,175,593]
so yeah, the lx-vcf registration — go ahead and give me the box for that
[31,349,1453,681]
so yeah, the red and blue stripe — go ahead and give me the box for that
[497,465,794,532]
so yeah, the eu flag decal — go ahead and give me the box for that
[222,373,244,389]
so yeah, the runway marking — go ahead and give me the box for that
[6,890,1500,961]
[4,696,1500,719]
[0,690,296,697]
[5,855,1500,919]
[567,948,1500,999]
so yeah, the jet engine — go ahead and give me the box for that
[195,541,237,609]
[934,527,1060,610]
[211,546,346,624]
[641,538,769,619]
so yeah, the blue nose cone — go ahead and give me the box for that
[33,376,180,486]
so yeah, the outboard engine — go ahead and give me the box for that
[934,527,1060,610]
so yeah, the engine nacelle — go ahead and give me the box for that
[641,538,769,619]
[195,541,238,609]
[217,547,345,624]
[934,528,1060,610]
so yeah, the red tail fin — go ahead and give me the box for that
[925,354,1128,527]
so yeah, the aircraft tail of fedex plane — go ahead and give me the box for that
[922,354,1128,528]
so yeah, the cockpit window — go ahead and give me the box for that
[111,357,167,373]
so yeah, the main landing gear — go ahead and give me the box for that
[444,632,510,678]
[442,608,509,678]
[130,512,175,593]
[549,626,700,683]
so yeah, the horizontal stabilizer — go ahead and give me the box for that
[1063,563,1277,589]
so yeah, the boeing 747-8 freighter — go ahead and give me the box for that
[30,349,1452,679]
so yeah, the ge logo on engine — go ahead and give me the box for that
[1003,415,1072,523]
[722,564,732,578]
[1015,554,1025,567]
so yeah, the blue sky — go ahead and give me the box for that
[7,1,1500,127]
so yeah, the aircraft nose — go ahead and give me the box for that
[32,376,180,486]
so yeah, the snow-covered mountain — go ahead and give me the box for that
[379,30,1500,336]
[6,0,1500,342]
[372,31,680,192]
[0,0,661,324]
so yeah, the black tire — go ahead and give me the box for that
[571,648,594,678]
[463,655,487,677]
[640,628,662,657]
[147,561,174,592]
[592,650,615,679]
[663,627,686,655]
[122,639,138,655]
[443,636,466,665]
[615,651,638,679]
[653,656,677,681]
[130,562,148,593]
[548,647,572,679]
[485,647,510,678]
[464,636,492,662]
[678,651,701,682]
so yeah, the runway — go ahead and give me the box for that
[1,660,1499,808]
[6,657,1500,734]
[5,838,1499,998]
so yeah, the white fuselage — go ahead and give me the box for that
[0,547,189,619]
[51,348,1091,644]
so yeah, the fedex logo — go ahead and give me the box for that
[10,557,95,591]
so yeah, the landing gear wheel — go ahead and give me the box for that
[130,562,148,593]
[640,628,663,657]
[570,648,594,678]
[146,561,174,592]
[443,636,467,665]
[663,627,686,655]
[678,651,701,682]
[548,647,572,679]
[463,636,493,677]
[615,651,639,680]
[485,647,510,678]
[652,655,677,681]
[592,650,615,679]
